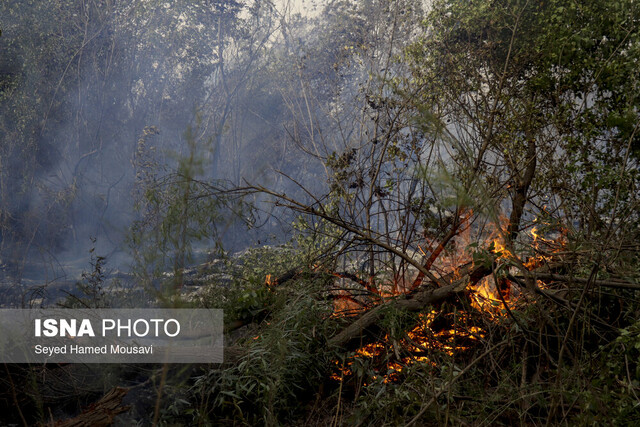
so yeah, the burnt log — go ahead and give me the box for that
[45,387,130,427]
[328,264,492,350]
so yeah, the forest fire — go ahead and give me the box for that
[328,217,568,383]
[3,0,637,424]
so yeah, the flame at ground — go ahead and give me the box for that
[330,310,488,382]
[323,214,567,382]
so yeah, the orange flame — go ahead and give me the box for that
[265,274,276,287]
[323,211,569,382]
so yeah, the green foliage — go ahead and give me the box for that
[348,367,431,425]
[406,0,640,243]
[198,236,336,325]
[2,0,640,425]
[575,322,640,424]
[70,241,107,308]
[194,278,336,425]
[59,238,149,309]
[128,120,243,299]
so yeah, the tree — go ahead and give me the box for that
[239,0,640,421]
[256,0,640,294]
[0,0,260,282]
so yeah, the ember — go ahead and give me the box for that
[328,215,568,383]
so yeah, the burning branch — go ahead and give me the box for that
[233,179,575,387]
[328,263,491,349]
[410,207,473,290]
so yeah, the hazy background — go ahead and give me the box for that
[0,0,419,291]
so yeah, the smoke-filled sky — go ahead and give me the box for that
[0,0,434,291]
[0,0,346,284]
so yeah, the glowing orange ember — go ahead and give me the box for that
[322,212,568,383]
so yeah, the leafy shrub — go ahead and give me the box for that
[194,277,336,425]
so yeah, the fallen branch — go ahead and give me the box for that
[328,264,491,349]
[46,387,130,427]
[273,268,380,296]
